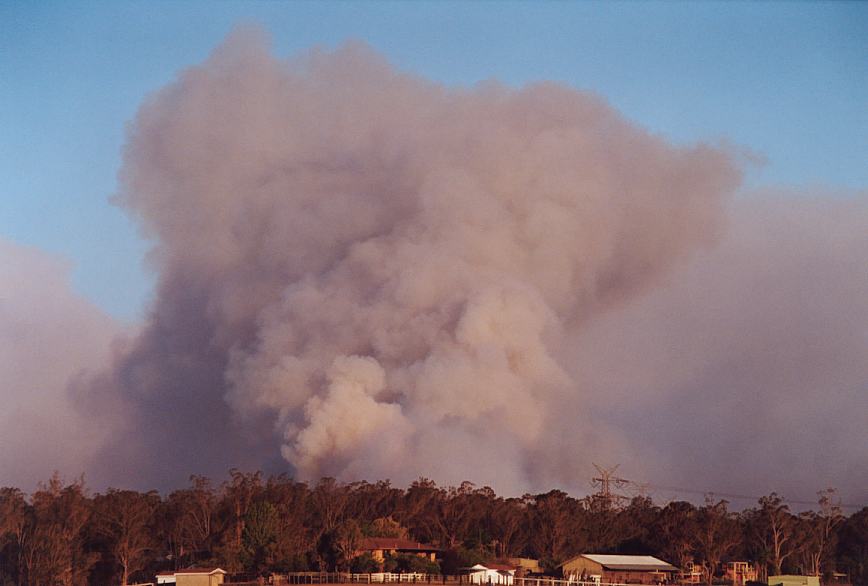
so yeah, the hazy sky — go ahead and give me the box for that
[1,2,866,505]
[2,1,866,319]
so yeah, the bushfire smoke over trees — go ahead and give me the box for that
[0,473,866,586]
[91,26,742,490]
[1,27,867,501]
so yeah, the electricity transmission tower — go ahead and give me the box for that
[591,463,630,510]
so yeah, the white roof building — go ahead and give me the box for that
[576,555,677,571]
[466,563,517,585]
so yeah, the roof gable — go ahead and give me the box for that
[468,563,517,572]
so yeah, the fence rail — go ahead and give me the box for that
[232,573,630,586]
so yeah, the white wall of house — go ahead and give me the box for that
[468,566,515,585]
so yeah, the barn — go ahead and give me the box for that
[156,567,227,586]
[560,554,678,585]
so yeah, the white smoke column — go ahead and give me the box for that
[110,27,741,490]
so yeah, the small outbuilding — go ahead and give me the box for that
[508,558,543,575]
[560,554,677,584]
[160,567,227,586]
[466,563,517,585]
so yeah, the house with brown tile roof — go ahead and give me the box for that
[355,537,440,563]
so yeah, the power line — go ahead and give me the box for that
[587,464,866,510]
[638,482,865,510]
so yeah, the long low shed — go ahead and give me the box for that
[156,567,227,586]
[560,554,678,584]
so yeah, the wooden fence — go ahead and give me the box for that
[226,573,627,586]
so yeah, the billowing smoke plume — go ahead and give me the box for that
[72,29,866,503]
[87,28,739,491]
[0,238,122,489]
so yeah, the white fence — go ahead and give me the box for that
[273,574,629,586]
[355,574,430,583]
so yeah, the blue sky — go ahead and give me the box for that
[2,1,866,320]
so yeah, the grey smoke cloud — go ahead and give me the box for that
[94,27,740,491]
[69,29,865,501]
[566,193,868,505]
[0,238,122,489]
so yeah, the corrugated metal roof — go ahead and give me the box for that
[601,564,677,571]
[572,554,678,572]
[174,567,228,575]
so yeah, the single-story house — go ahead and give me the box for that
[156,567,227,586]
[466,563,517,585]
[355,537,440,563]
[560,554,678,584]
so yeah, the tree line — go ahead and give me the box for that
[0,471,865,586]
